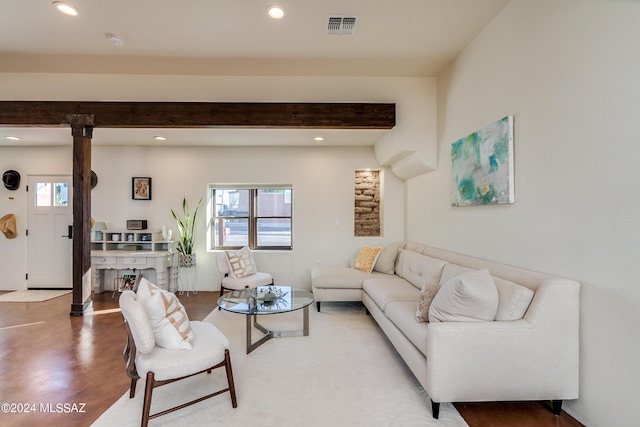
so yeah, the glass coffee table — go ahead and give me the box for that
[217,285,315,354]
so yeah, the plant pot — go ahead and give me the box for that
[179,253,196,268]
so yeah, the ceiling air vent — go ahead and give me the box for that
[325,15,358,36]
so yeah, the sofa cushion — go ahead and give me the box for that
[373,243,399,274]
[311,266,383,289]
[385,300,429,357]
[439,263,475,285]
[363,277,420,311]
[415,282,440,323]
[493,278,535,321]
[396,249,448,290]
[353,245,384,273]
[429,269,499,322]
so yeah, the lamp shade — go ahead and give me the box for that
[93,222,107,231]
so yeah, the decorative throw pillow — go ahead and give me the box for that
[225,246,257,278]
[373,243,399,274]
[428,269,499,323]
[136,278,194,350]
[415,282,440,323]
[136,277,157,300]
[353,245,384,273]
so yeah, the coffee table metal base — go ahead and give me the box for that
[246,305,310,354]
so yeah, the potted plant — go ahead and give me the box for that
[171,197,202,267]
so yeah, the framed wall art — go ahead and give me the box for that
[451,116,514,207]
[132,177,152,200]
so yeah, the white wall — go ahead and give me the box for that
[0,146,73,290]
[407,1,640,426]
[0,144,404,291]
[0,74,437,181]
[0,74,428,293]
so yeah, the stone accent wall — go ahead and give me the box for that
[354,170,381,237]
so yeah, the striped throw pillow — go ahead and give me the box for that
[138,279,194,350]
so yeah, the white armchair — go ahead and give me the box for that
[216,250,273,295]
[119,290,237,427]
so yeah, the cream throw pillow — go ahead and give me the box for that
[428,269,499,323]
[136,278,194,350]
[373,243,399,274]
[353,245,384,273]
[415,282,440,323]
[225,246,257,278]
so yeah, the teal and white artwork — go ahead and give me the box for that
[451,116,514,206]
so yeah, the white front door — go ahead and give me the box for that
[27,175,73,289]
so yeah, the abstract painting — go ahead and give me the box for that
[451,116,514,206]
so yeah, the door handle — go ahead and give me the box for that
[62,225,73,239]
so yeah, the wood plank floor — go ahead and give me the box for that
[0,291,584,427]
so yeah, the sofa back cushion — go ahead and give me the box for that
[395,249,448,290]
[440,264,534,321]
[493,277,535,321]
[373,243,399,274]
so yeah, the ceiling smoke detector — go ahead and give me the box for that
[106,33,125,48]
[325,15,358,36]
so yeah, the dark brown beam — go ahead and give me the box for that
[0,101,395,129]
[69,117,94,317]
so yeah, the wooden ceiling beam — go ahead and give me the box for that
[0,101,395,129]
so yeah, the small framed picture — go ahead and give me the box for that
[132,177,152,200]
[119,274,137,292]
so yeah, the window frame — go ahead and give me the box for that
[208,184,293,251]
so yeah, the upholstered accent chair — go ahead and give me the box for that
[216,250,273,295]
[119,290,237,427]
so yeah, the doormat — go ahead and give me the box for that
[0,290,72,302]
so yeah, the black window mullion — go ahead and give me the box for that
[249,189,257,249]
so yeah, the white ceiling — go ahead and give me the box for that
[0,0,510,147]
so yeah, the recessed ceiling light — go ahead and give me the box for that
[52,2,79,16]
[106,33,126,47]
[153,135,167,141]
[266,5,285,19]
[5,136,21,141]
[314,136,324,141]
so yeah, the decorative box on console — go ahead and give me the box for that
[126,220,148,230]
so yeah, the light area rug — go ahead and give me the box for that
[92,302,468,427]
[0,289,71,302]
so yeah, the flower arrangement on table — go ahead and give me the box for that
[250,285,289,309]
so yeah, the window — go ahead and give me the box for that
[35,181,69,206]
[209,185,292,250]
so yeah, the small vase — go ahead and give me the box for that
[179,253,196,267]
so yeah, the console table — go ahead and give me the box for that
[91,229,176,292]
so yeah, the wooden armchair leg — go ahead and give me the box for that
[141,372,155,427]
[224,349,238,408]
[129,378,137,398]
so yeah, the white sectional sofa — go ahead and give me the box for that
[311,241,580,419]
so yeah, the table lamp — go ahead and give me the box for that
[93,222,107,240]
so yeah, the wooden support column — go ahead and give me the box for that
[68,114,94,317]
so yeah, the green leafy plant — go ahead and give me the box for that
[171,197,202,255]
